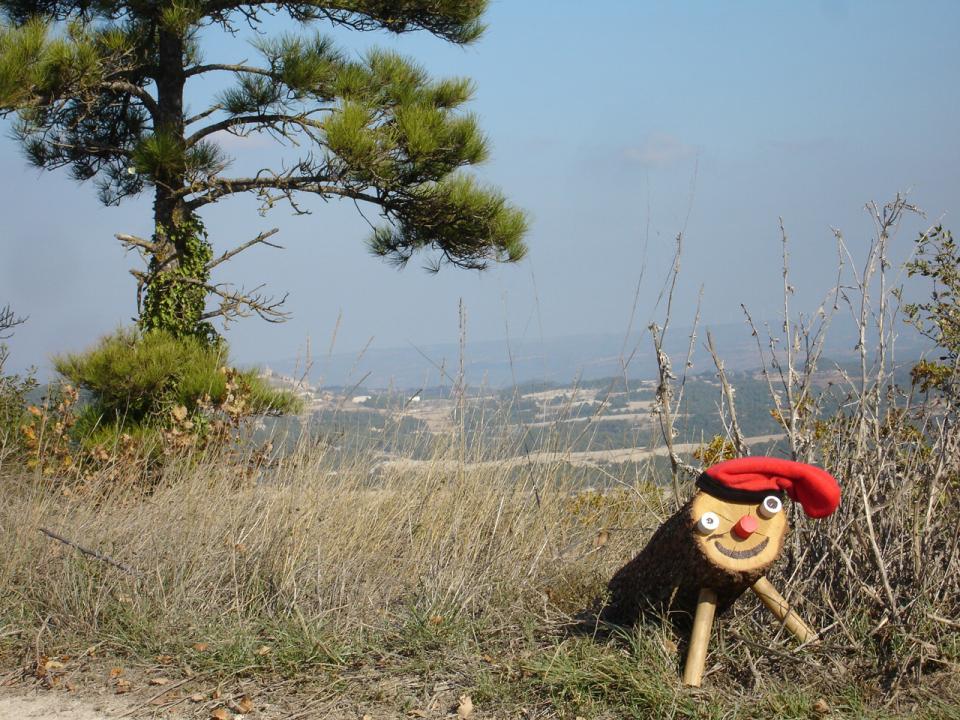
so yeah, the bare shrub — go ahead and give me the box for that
[676,196,960,692]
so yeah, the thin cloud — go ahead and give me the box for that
[624,133,699,168]
[766,137,846,155]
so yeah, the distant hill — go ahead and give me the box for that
[254,315,930,390]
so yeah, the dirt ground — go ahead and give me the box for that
[0,690,120,719]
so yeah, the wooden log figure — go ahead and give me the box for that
[604,457,841,687]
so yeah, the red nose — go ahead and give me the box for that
[733,515,758,539]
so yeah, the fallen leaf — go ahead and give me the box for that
[429,615,444,625]
[254,645,271,656]
[192,642,209,652]
[813,698,831,715]
[65,681,77,692]
[115,679,132,694]
[457,694,474,718]
[149,677,170,686]
[480,654,495,664]
[232,695,254,714]
[109,667,124,679]
[150,693,177,706]
[212,688,222,700]
[210,709,231,720]
[189,693,206,703]
[594,529,609,547]
[156,654,175,664]
[44,660,65,670]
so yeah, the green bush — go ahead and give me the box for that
[53,328,300,448]
[0,347,37,460]
[905,225,960,396]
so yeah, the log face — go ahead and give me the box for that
[603,492,787,627]
[691,492,787,573]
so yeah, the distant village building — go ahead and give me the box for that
[351,395,371,404]
[410,395,421,403]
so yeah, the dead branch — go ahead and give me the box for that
[184,103,224,126]
[649,234,700,506]
[0,304,26,340]
[206,227,282,270]
[197,281,291,325]
[116,233,157,254]
[706,328,748,457]
[38,527,141,577]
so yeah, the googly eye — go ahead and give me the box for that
[758,496,783,519]
[697,512,720,535]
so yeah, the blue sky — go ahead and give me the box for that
[2,0,958,375]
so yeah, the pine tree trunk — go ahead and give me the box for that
[152,22,187,254]
[141,20,212,340]
[603,498,768,627]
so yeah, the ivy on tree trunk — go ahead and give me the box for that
[141,214,216,342]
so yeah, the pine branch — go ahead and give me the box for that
[185,63,278,79]
[34,139,134,162]
[183,172,379,210]
[101,81,160,120]
[202,1,488,43]
[185,111,327,146]
[185,104,224,125]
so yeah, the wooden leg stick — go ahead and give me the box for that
[750,576,817,644]
[682,587,717,687]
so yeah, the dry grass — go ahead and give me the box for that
[1,197,959,718]
[0,420,957,718]
[0,440,658,716]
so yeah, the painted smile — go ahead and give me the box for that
[713,536,770,560]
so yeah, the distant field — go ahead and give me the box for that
[262,370,791,460]
[380,433,786,471]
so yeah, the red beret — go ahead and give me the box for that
[697,457,841,519]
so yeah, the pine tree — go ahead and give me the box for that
[0,1,528,341]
